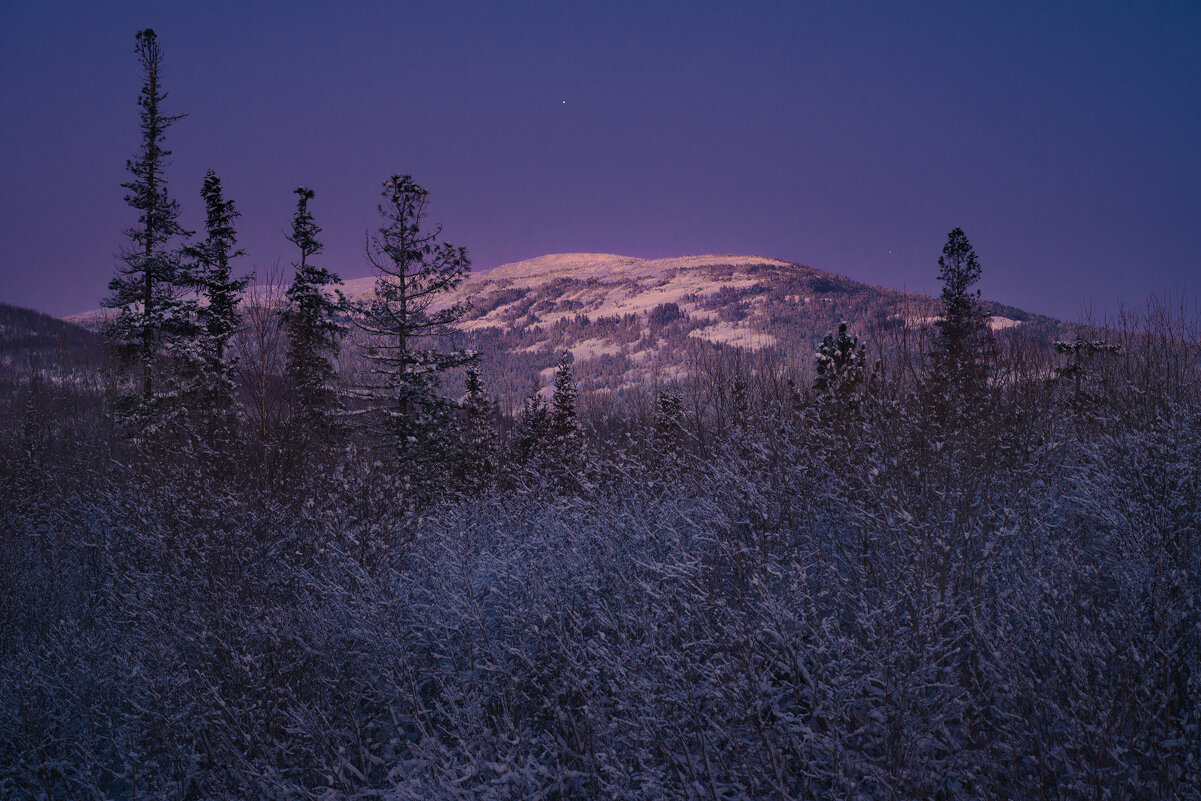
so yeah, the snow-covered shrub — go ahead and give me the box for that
[1,310,1198,800]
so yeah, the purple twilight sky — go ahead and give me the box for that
[1,0,1199,320]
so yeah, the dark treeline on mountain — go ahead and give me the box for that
[2,29,1200,801]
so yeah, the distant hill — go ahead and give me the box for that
[352,253,1066,408]
[0,302,103,385]
[63,254,1068,409]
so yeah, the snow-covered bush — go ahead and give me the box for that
[1,311,1198,800]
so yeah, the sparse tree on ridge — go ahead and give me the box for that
[283,187,345,433]
[103,28,190,410]
[351,175,475,467]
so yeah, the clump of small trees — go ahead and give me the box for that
[99,30,484,492]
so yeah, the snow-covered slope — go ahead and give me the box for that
[338,253,793,315]
[401,253,1056,406]
[65,252,1060,407]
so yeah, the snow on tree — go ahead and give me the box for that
[731,369,750,428]
[103,28,192,414]
[452,364,499,489]
[283,186,345,434]
[653,390,686,449]
[350,175,475,470]
[1054,336,1123,410]
[180,170,248,419]
[4,296,1201,797]
[814,320,867,400]
[548,349,580,444]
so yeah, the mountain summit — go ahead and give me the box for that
[66,253,1059,408]
[340,253,796,328]
[339,252,1055,407]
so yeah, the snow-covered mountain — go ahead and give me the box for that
[64,253,1061,408]
[376,253,1057,407]
[341,253,798,336]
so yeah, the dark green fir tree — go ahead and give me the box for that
[815,321,867,401]
[103,29,191,416]
[453,364,499,490]
[351,175,475,471]
[283,187,345,434]
[931,227,991,399]
[653,390,686,453]
[511,379,548,465]
[181,170,248,417]
[548,349,580,446]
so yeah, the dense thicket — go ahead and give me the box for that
[2,298,1198,800]
[4,27,1198,801]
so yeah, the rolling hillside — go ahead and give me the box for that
[65,253,1066,409]
[1,302,103,384]
[356,253,1065,407]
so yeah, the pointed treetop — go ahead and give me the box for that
[937,227,982,302]
[287,187,323,260]
[549,349,580,440]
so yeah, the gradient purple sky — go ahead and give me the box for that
[2,1,1199,319]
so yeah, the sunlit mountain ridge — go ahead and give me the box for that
[59,252,1064,408]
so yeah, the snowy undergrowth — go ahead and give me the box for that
[2,393,1198,800]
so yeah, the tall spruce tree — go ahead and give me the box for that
[548,349,580,445]
[283,187,345,431]
[462,365,489,416]
[352,175,475,465]
[453,365,498,489]
[103,28,190,408]
[931,227,991,396]
[181,170,248,414]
